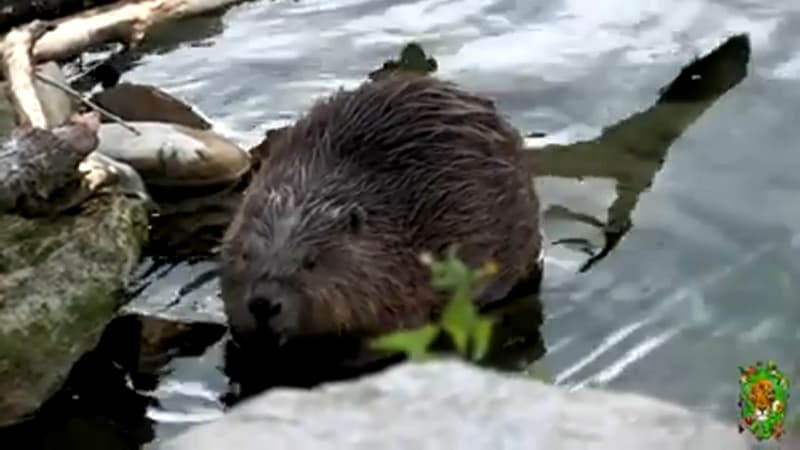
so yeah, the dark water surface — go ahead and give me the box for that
[10,0,800,448]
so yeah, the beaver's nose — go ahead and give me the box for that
[247,296,282,322]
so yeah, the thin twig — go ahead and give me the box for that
[66,56,114,83]
[34,70,141,135]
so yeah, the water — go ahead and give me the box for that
[8,0,800,447]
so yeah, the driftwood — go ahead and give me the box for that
[1,0,247,126]
[0,19,145,217]
[1,21,53,128]
[0,0,120,35]
[31,0,247,64]
[0,0,249,217]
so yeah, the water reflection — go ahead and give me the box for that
[531,33,751,271]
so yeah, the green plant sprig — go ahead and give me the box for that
[371,248,498,362]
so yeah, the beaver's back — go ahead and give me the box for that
[271,77,534,234]
[259,75,541,307]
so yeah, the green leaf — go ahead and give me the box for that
[398,43,427,66]
[430,258,470,292]
[470,317,494,361]
[440,295,474,356]
[370,324,439,361]
[371,248,501,365]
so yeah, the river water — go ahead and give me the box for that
[24,0,800,448]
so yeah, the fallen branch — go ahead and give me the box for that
[2,0,246,130]
[0,0,121,35]
[32,0,247,64]
[1,21,53,128]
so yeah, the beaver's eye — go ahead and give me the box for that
[302,253,318,272]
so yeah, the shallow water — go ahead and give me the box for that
[10,0,800,447]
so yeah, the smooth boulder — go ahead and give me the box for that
[89,83,213,130]
[95,122,251,188]
[163,360,752,450]
[0,195,148,425]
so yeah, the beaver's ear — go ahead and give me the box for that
[347,204,366,235]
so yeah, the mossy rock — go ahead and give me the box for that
[0,194,148,426]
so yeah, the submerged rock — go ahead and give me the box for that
[163,360,750,450]
[95,122,251,189]
[0,194,148,426]
[134,314,227,378]
[89,83,213,130]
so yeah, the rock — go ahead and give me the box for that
[163,360,751,450]
[79,151,153,205]
[89,83,213,130]
[0,194,149,426]
[144,181,246,257]
[0,62,75,136]
[95,122,251,189]
[133,314,227,378]
[0,113,100,216]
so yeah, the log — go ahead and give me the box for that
[0,0,120,34]
[1,21,52,127]
[1,0,245,128]
[0,15,152,213]
[31,0,248,64]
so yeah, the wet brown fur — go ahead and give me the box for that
[221,75,541,346]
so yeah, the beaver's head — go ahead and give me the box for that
[221,181,425,349]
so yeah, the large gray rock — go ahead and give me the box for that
[163,360,751,450]
[95,122,251,188]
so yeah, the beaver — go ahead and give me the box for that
[220,75,542,349]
